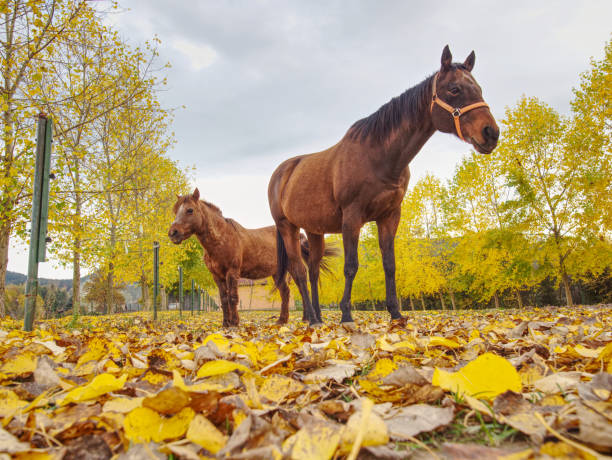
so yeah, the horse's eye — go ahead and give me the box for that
[187,208,194,214]
[449,87,460,95]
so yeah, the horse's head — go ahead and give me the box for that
[169,188,202,244]
[430,45,499,154]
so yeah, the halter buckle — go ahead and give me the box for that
[452,108,461,117]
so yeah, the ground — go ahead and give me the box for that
[0,306,611,459]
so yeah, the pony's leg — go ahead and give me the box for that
[226,273,240,326]
[377,209,403,320]
[278,221,319,325]
[277,274,290,325]
[306,232,324,324]
[339,217,362,323]
[214,275,230,327]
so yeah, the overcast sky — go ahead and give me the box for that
[8,0,612,278]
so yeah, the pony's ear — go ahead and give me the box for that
[175,194,180,200]
[192,188,200,201]
[463,51,475,72]
[441,45,452,71]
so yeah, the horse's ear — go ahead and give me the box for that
[463,51,475,72]
[193,188,200,201]
[175,194,180,200]
[441,45,452,71]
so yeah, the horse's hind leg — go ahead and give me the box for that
[278,221,319,325]
[277,274,290,325]
[339,215,362,323]
[306,232,324,324]
[377,210,403,320]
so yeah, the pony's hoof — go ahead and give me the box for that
[341,321,358,332]
[308,322,324,329]
[276,319,288,326]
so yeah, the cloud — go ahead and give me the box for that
[172,37,217,70]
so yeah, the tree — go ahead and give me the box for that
[496,96,610,306]
[0,0,90,317]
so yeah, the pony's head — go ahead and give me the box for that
[430,45,499,154]
[168,188,202,244]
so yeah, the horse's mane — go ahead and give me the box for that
[346,73,436,144]
[173,194,223,217]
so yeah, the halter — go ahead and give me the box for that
[430,72,489,141]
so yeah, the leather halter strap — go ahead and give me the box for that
[430,72,489,141]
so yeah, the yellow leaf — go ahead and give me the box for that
[143,387,191,415]
[103,397,144,414]
[259,375,304,403]
[202,334,230,353]
[573,344,602,358]
[196,359,250,378]
[124,406,194,442]
[60,373,127,405]
[338,398,389,455]
[392,340,416,351]
[432,353,521,399]
[0,352,37,376]
[366,358,397,380]
[428,336,462,348]
[172,370,233,392]
[0,390,28,417]
[186,414,227,454]
[283,421,341,460]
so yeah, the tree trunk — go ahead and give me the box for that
[72,163,83,316]
[0,222,11,318]
[140,275,149,311]
[561,272,574,307]
[420,292,426,310]
[409,295,415,311]
[449,289,457,310]
[72,243,81,315]
[493,291,501,309]
[515,288,523,309]
[439,291,446,310]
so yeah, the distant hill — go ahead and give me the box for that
[6,271,90,290]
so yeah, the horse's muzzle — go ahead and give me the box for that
[168,226,183,244]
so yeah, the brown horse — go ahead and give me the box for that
[269,46,499,326]
[168,188,337,326]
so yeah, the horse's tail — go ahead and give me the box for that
[300,237,340,277]
[274,229,289,289]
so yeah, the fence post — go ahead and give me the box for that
[23,114,53,331]
[153,241,159,320]
[191,280,195,316]
[178,266,183,318]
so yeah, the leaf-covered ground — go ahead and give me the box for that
[1,305,611,459]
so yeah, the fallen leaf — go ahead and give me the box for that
[432,353,522,399]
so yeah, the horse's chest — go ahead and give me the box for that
[365,185,406,220]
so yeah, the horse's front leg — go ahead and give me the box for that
[339,215,362,324]
[226,272,240,326]
[377,209,403,320]
[213,275,231,327]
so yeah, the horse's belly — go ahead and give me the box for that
[281,163,342,234]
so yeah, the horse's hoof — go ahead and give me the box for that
[308,322,324,329]
[341,321,358,332]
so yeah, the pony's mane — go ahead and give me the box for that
[346,73,436,144]
[173,195,223,217]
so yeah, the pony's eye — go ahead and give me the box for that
[449,87,460,95]
[187,208,194,214]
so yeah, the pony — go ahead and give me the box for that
[169,188,337,326]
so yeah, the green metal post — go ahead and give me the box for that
[191,280,195,315]
[23,115,53,331]
[153,241,159,320]
[178,267,183,318]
